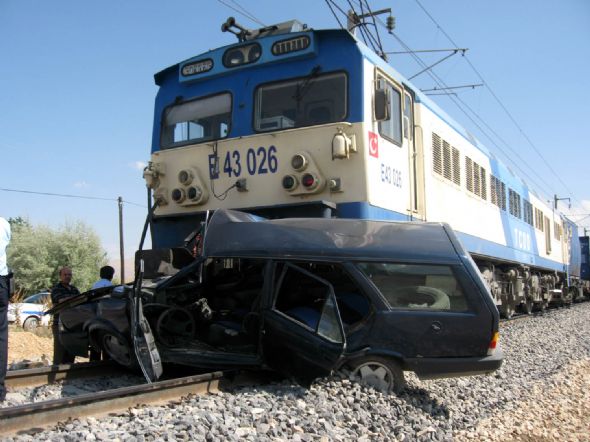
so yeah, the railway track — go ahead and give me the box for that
[5,360,126,389]
[1,363,224,435]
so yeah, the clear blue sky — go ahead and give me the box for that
[1,0,589,265]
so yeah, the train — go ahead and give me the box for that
[141,17,590,318]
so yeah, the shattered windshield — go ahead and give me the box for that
[254,72,347,132]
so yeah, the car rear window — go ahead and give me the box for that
[357,263,469,312]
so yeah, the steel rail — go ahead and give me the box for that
[5,361,125,389]
[0,371,224,435]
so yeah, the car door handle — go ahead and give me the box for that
[430,321,442,333]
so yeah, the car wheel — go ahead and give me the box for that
[23,316,40,331]
[348,356,405,394]
[99,331,136,368]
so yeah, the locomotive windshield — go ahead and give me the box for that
[254,72,347,131]
[161,92,231,148]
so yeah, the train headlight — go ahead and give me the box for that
[178,169,193,186]
[187,186,203,202]
[282,175,298,191]
[301,173,318,190]
[291,154,308,171]
[171,188,185,203]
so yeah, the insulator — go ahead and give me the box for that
[386,15,395,32]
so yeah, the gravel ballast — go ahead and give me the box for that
[3,302,590,441]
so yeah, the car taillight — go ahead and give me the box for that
[487,331,499,355]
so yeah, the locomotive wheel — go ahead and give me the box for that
[536,301,548,313]
[500,302,515,319]
[522,299,533,315]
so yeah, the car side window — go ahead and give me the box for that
[274,263,343,343]
[357,263,469,312]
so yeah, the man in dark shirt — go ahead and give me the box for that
[51,267,80,364]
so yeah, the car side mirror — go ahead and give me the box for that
[374,88,389,121]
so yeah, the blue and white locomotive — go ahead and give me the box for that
[142,18,588,318]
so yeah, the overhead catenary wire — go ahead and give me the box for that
[215,0,265,27]
[0,187,145,208]
[412,0,581,208]
[324,3,550,194]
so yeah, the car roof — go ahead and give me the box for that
[202,209,465,264]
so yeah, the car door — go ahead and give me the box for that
[131,258,163,383]
[261,262,346,378]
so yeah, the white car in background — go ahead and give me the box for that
[8,291,51,330]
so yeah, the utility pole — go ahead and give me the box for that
[554,194,571,210]
[118,196,125,283]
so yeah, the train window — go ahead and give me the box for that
[376,78,402,146]
[358,263,469,312]
[161,93,231,148]
[254,72,347,132]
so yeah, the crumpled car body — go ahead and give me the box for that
[48,209,502,390]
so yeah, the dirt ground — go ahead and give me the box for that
[7,325,54,365]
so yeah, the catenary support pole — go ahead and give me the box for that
[118,196,125,283]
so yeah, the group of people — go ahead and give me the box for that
[0,215,116,402]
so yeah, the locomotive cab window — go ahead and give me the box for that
[376,76,402,146]
[161,93,231,148]
[254,72,347,132]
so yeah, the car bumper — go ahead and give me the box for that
[405,349,504,380]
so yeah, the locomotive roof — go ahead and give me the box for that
[202,209,465,264]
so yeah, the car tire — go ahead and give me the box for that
[347,356,405,394]
[23,316,40,331]
[96,330,137,369]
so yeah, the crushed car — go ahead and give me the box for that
[47,209,502,392]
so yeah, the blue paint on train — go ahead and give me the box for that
[337,202,410,222]
[151,30,365,153]
[565,219,582,278]
[580,236,590,280]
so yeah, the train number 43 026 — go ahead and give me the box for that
[210,146,278,179]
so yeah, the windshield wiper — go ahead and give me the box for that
[294,65,322,103]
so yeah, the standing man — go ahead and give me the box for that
[51,267,80,365]
[0,216,11,402]
[91,265,115,289]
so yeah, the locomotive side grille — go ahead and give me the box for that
[509,189,522,218]
[442,140,452,180]
[466,157,474,193]
[480,167,487,200]
[432,133,442,175]
[466,157,486,200]
[500,181,506,210]
[491,175,506,210]
[473,161,481,197]
[523,200,534,225]
[452,147,460,185]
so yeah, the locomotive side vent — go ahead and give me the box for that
[442,140,452,180]
[432,133,442,175]
[491,175,507,210]
[452,147,460,185]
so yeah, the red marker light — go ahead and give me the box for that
[301,173,316,188]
